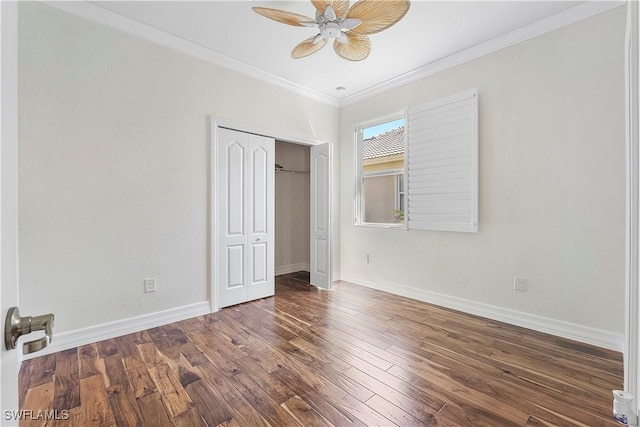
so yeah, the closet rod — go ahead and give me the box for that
[275,169,309,174]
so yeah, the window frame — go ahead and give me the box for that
[395,173,405,211]
[354,111,407,229]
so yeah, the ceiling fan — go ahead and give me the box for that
[252,0,410,61]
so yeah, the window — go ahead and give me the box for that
[355,116,406,226]
[355,89,478,232]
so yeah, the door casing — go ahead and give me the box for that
[1,1,21,421]
[625,0,639,413]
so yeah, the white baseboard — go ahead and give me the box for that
[340,274,624,352]
[275,262,310,276]
[23,301,210,360]
[23,275,623,360]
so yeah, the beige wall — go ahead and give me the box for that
[362,155,405,224]
[18,2,339,333]
[363,175,397,224]
[275,141,310,273]
[363,156,404,172]
[340,7,626,338]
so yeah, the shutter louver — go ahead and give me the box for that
[406,89,478,232]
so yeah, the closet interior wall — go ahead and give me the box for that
[275,141,311,275]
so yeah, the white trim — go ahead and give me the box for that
[214,116,325,148]
[1,1,20,421]
[275,263,310,276]
[43,1,340,108]
[625,0,640,415]
[43,1,623,109]
[341,274,624,352]
[22,302,210,360]
[340,1,625,107]
[210,119,219,313]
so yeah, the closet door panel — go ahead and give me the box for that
[247,137,274,301]
[218,129,250,308]
[217,127,274,308]
[310,143,332,289]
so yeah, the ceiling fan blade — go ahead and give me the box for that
[333,33,371,61]
[346,0,410,35]
[292,36,328,59]
[252,7,315,27]
[310,0,350,18]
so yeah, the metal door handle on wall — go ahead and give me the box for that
[4,307,54,354]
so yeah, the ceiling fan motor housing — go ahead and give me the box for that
[321,22,343,39]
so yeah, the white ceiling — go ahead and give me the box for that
[86,1,592,104]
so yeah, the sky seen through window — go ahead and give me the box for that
[362,118,404,139]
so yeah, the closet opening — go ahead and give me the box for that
[275,141,311,277]
[211,117,332,311]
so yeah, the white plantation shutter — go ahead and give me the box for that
[406,89,478,232]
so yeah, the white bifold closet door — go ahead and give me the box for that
[310,143,331,289]
[217,128,275,309]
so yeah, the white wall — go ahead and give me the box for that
[275,141,310,275]
[340,7,627,343]
[17,2,339,334]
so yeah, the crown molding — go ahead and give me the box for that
[42,1,341,108]
[340,0,625,107]
[43,1,623,109]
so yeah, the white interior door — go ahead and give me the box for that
[625,0,639,412]
[217,128,274,309]
[310,143,332,289]
[1,1,21,421]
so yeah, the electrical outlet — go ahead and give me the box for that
[513,276,526,292]
[364,253,370,263]
[144,278,156,293]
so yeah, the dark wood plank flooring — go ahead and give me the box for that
[19,272,623,426]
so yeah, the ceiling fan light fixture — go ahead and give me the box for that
[335,31,349,44]
[341,18,362,30]
[324,4,337,21]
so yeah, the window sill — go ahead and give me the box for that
[354,222,407,230]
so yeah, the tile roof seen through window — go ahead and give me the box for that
[363,126,405,160]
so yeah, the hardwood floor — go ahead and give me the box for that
[19,272,623,426]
